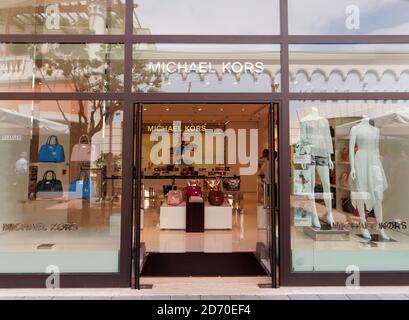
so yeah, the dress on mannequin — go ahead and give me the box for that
[300,108,334,228]
[349,118,389,240]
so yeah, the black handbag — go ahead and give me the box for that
[223,177,240,191]
[36,170,63,199]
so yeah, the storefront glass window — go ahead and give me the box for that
[0,1,125,34]
[0,100,123,273]
[133,44,281,93]
[290,44,409,93]
[289,0,409,35]
[133,0,280,35]
[290,100,409,272]
[0,43,124,93]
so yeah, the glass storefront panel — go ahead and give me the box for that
[290,100,409,272]
[0,1,125,34]
[0,100,123,273]
[133,0,280,35]
[290,44,409,93]
[133,44,280,93]
[0,43,124,93]
[289,0,409,35]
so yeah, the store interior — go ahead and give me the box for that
[139,103,275,277]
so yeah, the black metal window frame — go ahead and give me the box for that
[0,0,409,288]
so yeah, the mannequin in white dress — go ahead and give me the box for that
[349,116,389,240]
[300,107,335,228]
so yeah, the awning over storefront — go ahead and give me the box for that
[0,108,69,133]
[336,111,409,136]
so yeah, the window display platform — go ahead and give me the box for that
[292,227,409,272]
[160,201,233,230]
[0,231,120,273]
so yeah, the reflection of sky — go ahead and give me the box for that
[289,0,409,35]
[134,0,280,34]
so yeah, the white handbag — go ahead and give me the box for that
[71,135,97,163]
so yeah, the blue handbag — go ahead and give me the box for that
[38,135,65,163]
[69,170,96,200]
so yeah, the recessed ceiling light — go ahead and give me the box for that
[165,107,170,111]
[241,108,246,112]
[143,108,147,111]
[198,108,202,111]
[220,108,224,112]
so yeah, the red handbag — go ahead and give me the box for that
[186,185,202,198]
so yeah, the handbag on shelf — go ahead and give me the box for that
[167,190,183,206]
[187,179,201,187]
[69,170,96,200]
[36,170,63,199]
[163,185,174,196]
[222,177,240,191]
[208,190,225,206]
[339,172,349,188]
[340,147,349,162]
[38,135,65,163]
[186,185,202,198]
[71,135,97,163]
[205,178,222,191]
[341,198,355,214]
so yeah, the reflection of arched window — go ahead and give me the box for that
[397,72,409,92]
[290,71,309,92]
[221,73,239,92]
[238,73,256,92]
[379,71,397,92]
[164,73,184,92]
[309,71,325,92]
[345,71,361,92]
[362,71,378,91]
[257,73,273,92]
[327,71,343,91]
[185,72,202,92]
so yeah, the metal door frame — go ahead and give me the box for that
[132,99,280,289]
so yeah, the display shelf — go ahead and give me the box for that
[329,117,361,215]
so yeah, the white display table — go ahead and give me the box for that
[160,201,233,230]
[204,202,233,229]
[160,202,187,229]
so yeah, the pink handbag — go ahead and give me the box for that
[71,135,97,162]
[167,190,183,206]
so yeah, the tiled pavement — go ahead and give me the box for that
[0,289,408,300]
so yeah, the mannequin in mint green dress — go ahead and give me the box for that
[349,117,389,240]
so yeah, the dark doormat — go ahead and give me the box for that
[141,252,268,277]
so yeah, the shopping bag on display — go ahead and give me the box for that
[293,169,312,195]
[36,170,63,199]
[38,135,65,163]
[71,135,97,163]
[69,170,96,200]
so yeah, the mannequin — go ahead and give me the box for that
[300,107,335,228]
[349,116,389,240]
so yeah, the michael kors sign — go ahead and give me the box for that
[148,61,265,75]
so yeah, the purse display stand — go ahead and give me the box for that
[186,200,204,233]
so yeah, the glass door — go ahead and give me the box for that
[133,102,277,288]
